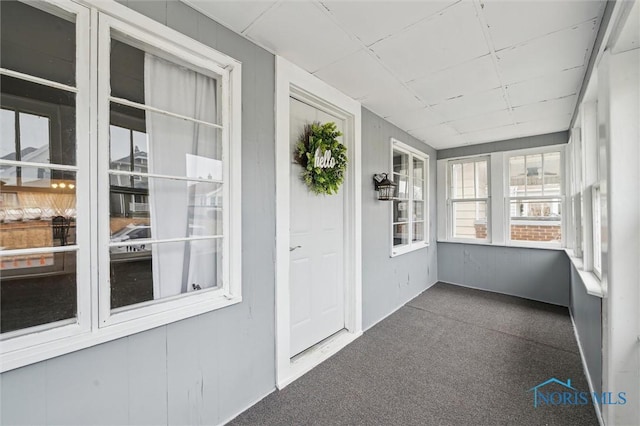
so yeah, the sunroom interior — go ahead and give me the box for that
[0,1,638,425]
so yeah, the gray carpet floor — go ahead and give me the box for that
[230,282,598,425]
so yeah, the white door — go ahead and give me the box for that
[289,97,345,357]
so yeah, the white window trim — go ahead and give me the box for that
[390,139,429,257]
[0,0,242,373]
[445,155,491,244]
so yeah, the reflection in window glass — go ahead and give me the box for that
[1,108,16,159]
[1,251,77,333]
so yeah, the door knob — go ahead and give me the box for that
[289,245,302,252]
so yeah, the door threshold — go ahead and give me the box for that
[277,328,362,390]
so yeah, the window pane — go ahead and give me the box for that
[413,157,424,181]
[543,152,561,196]
[413,201,425,221]
[393,223,409,247]
[1,76,76,166]
[509,156,526,196]
[453,201,487,239]
[510,199,562,243]
[1,1,76,86]
[451,163,463,198]
[1,108,16,160]
[110,238,222,310]
[412,221,425,242]
[394,174,409,199]
[0,166,76,249]
[525,154,543,196]
[393,200,409,223]
[110,103,221,178]
[476,160,488,198]
[110,177,222,243]
[110,37,219,124]
[393,151,409,176]
[413,178,424,201]
[462,162,475,198]
[1,251,77,333]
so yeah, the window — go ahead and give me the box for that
[391,139,428,256]
[0,0,241,372]
[447,157,489,241]
[506,150,563,246]
[592,184,602,277]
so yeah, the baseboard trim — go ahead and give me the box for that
[363,280,438,332]
[220,386,277,426]
[437,280,569,308]
[569,310,604,426]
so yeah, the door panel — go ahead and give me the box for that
[289,96,345,357]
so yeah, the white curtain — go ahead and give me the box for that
[144,53,220,299]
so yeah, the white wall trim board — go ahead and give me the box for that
[570,312,605,426]
[274,55,362,389]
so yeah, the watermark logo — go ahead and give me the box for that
[528,377,627,408]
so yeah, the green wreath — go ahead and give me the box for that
[294,121,347,195]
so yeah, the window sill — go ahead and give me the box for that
[565,249,605,298]
[437,239,564,251]
[390,241,429,257]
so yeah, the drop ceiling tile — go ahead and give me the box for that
[371,1,490,82]
[384,107,446,132]
[313,50,398,100]
[512,95,577,123]
[408,54,501,105]
[360,84,424,119]
[516,114,572,138]
[506,67,584,107]
[245,1,360,72]
[409,124,464,148]
[185,1,278,33]
[497,20,598,84]
[430,88,508,122]
[461,124,523,145]
[482,1,604,50]
[322,0,457,46]
[451,109,514,134]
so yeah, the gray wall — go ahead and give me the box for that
[361,108,438,329]
[438,243,570,306]
[1,2,277,425]
[569,264,603,397]
[437,131,568,160]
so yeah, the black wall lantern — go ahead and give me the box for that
[373,173,397,201]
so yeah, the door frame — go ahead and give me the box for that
[275,56,362,389]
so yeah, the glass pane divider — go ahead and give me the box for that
[109,234,222,248]
[109,96,223,129]
[450,197,489,203]
[0,159,78,171]
[0,68,78,93]
[109,169,223,184]
[1,245,79,257]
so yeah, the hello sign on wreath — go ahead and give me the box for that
[294,121,347,195]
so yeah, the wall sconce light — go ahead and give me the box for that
[373,173,397,201]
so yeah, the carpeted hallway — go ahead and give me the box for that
[231,282,598,425]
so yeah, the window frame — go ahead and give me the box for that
[389,139,429,257]
[591,183,602,279]
[445,155,491,244]
[0,0,242,373]
[504,146,565,249]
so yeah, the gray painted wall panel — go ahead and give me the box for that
[438,243,570,306]
[127,327,168,426]
[570,265,602,396]
[361,108,438,329]
[1,2,276,425]
[437,131,568,160]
